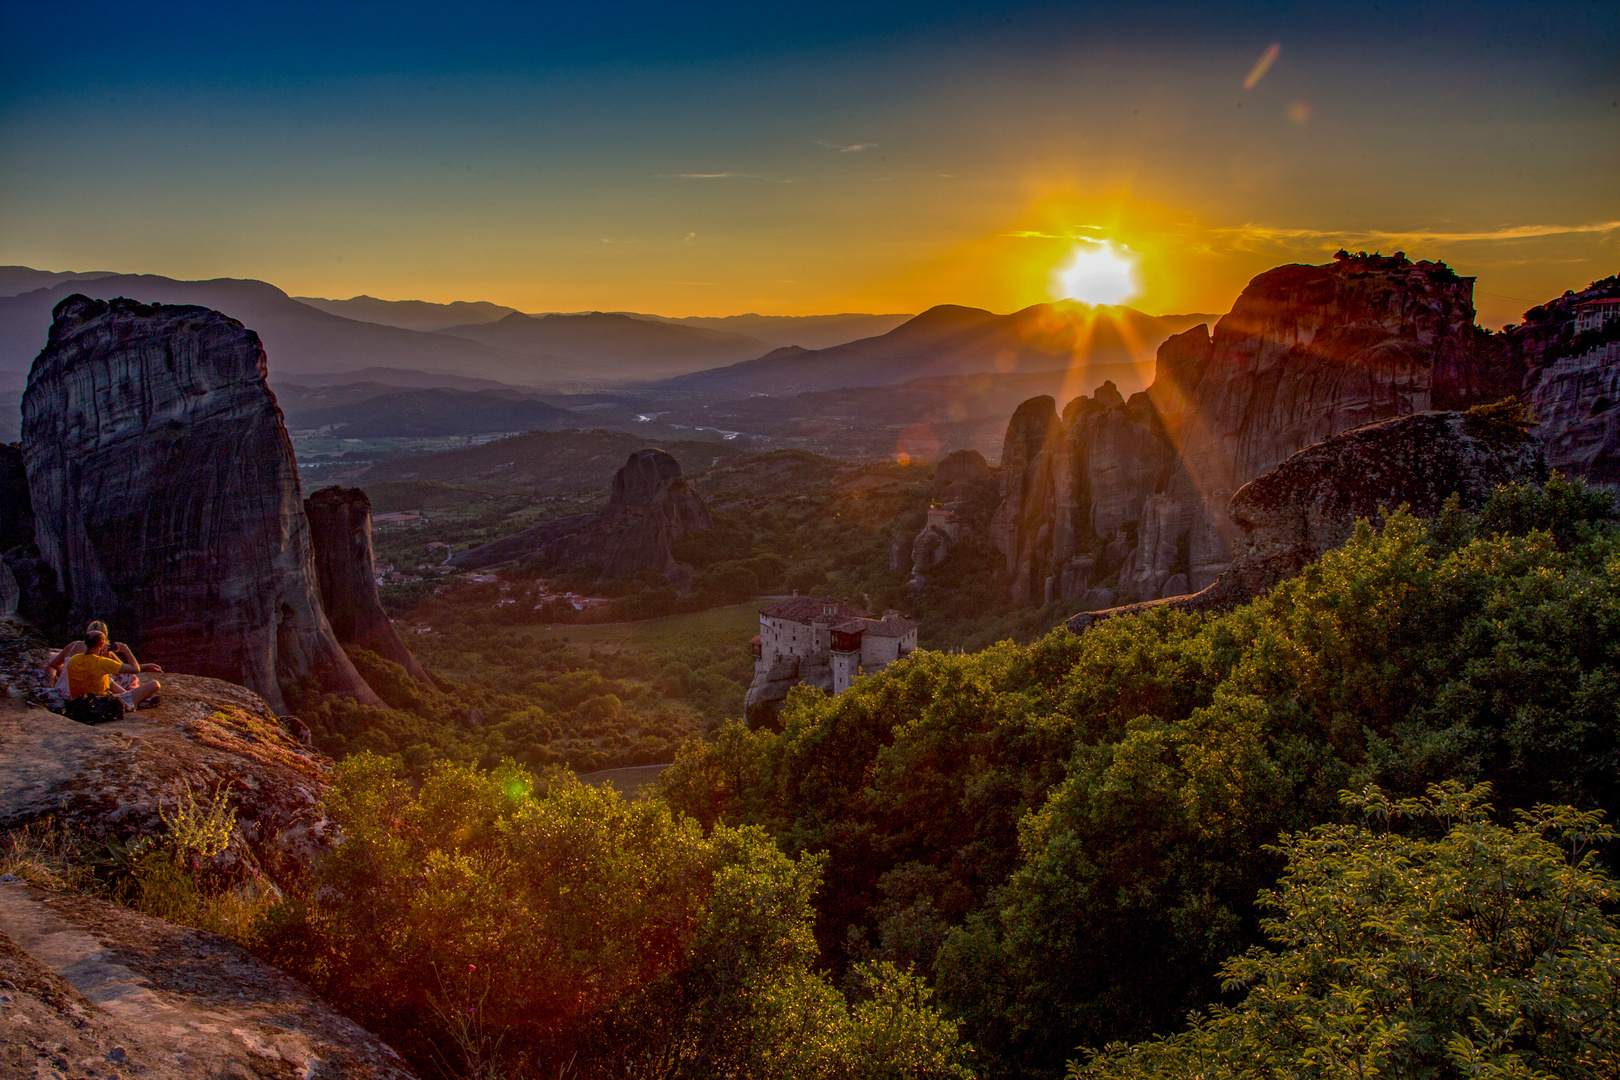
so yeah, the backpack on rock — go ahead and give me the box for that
[63,694,126,725]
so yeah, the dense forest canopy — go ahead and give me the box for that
[657,476,1620,1076]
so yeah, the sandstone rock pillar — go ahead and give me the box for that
[21,295,381,713]
[305,486,431,682]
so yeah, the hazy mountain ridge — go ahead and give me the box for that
[641,311,915,349]
[0,273,589,386]
[290,294,913,350]
[436,310,777,377]
[663,301,1217,394]
[293,293,519,331]
[0,266,123,297]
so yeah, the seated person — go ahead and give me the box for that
[64,630,161,710]
[46,620,162,699]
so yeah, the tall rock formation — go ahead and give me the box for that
[305,485,431,682]
[1499,274,1620,487]
[20,295,380,713]
[988,397,1064,603]
[994,252,1509,609]
[1067,405,1545,630]
[451,447,713,576]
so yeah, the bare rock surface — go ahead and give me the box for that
[0,882,417,1079]
[19,294,379,713]
[995,253,1511,611]
[0,623,332,885]
[451,447,713,577]
[988,396,1063,604]
[932,448,991,491]
[304,486,429,682]
[1503,275,1620,488]
[1067,408,1544,631]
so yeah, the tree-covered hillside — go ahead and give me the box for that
[660,476,1620,1076]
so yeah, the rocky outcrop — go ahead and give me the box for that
[1066,406,1545,631]
[451,448,713,577]
[995,253,1512,609]
[19,295,379,713]
[893,448,1000,582]
[743,654,834,726]
[932,448,992,504]
[305,486,430,682]
[0,624,334,884]
[0,623,416,1078]
[0,883,417,1079]
[1501,275,1620,488]
[988,396,1064,603]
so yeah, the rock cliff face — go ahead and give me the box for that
[1500,275,1620,487]
[19,295,379,713]
[1066,407,1545,631]
[305,486,430,682]
[451,448,713,576]
[994,253,1509,609]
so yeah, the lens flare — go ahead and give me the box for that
[1051,241,1142,306]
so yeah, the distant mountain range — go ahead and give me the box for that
[293,294,519,332]
[0,272,586,386]
[436,311,775,377]
[288,294,913,350]
[644,312,914,350]
[661,302,1218,395]
[0,268,918,393]
[0,266,1215,453]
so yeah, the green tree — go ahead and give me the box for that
[1073,783,1620,1080]
[264,753,975,1079]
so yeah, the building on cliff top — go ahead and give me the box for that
[749,594,919,702]
[1574,298,1620,334]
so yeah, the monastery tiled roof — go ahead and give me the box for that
[860,616,918,638]
[759,596,874,624]
[829,615,918,638]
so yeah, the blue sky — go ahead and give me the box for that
[2,1,1616,320]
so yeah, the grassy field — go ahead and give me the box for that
[524,601,764,649]
[575,763,673,797]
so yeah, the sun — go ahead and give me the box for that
[1051,241,1142,306]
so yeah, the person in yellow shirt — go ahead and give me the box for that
[45,620,163,701]
[64,630,161,709]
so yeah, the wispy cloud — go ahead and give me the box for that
[1218,220,1620,245]
[1002,226,1110,240]
[657,172,794,183]
[815,140,878,153]
[599,237,637,244]
[1243,43,1280,91]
